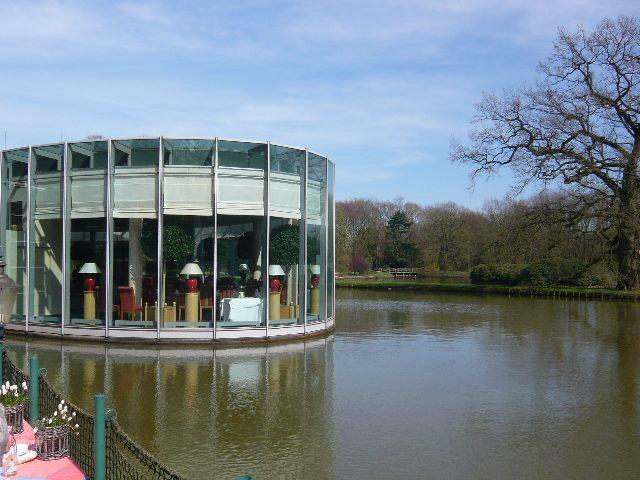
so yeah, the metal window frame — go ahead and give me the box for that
[25,146,33,332]
[297,148,307,329]
[324,156,329,329]
[264,142,270,337]
[302,149,309,332]
[332,161,337,319]
[105,140,114,338]
[61,142,70,335]
[156,137,164,338]
[212,138,218,339]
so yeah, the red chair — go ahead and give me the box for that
[118,286,143,320]
[96,286,119,319]
[200,287,215,321]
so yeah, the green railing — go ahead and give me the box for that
[1,350,187,480]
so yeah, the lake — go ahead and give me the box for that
[6,289,640,479]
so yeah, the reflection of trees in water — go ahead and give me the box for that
[335,289,640,476]
[612,303,640,432]
[338,289,640,419]
[5,338,334,479]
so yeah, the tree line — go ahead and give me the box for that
[339,15,639,289]
[450,16,640,289]
[336,192,617,287]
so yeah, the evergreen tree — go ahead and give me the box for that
[383,211,418,267]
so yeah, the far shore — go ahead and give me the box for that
[336,279,640,301]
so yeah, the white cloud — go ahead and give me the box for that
[116,1,174,25]
[1,0,637,204]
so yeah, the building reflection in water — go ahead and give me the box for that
[6,336,334,479]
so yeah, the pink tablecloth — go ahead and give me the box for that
[12,421,86,480]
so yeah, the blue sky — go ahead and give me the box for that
[0,1,637,208]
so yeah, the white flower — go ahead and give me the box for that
[21,382,27,389]
[14,392,18,398]
[48,418,52,424]
[5,381,10,388]
[74,424,79,429]
[72,412,76,417]
[53,411,57,417]
[61,415,66,420]
[60,400,65,405]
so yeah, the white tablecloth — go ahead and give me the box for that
[220,297,263,323]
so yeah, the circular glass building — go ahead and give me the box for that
[0,138,335,342]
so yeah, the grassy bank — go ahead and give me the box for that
[336,279,640,301]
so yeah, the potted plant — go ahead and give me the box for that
[0,381,28,433]
[34,400,79,460]
[270,225,300,306]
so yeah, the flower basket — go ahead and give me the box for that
[4,402,26,433]
[35,424,70,460]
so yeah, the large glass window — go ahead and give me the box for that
[2,137,334,335]
[306,153,327,323]
[162,139,214,328]
[112,139,159,328]
[268,145,305,326]
[216,141,267,329]
[30,144,64,325]
[1,149,28,323]
[68,141,107,326]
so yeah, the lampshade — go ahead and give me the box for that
[309,264,321,275]
[180,262,204,276]
[268,264,285,276]
[79,263,101,274]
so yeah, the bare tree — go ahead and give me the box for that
[451,16,640,288]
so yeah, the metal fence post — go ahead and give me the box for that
[94,394,106,480]
[0,342,4,383]
[29,355,38,423]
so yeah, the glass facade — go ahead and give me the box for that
[1,148,28,323]
[306,153,327,323]
[111,139,159,329]
[31,144,64,325]
[68,140,108,326]
[0,138,334,341]
[268,145,305,327]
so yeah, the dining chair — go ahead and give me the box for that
[118,286,144,320]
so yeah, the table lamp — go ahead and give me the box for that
[268,264,285,292]
[309,264,321,288]
[180,262,204,293]
[79,263,101,292]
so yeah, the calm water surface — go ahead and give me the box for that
[6,289,640,479]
